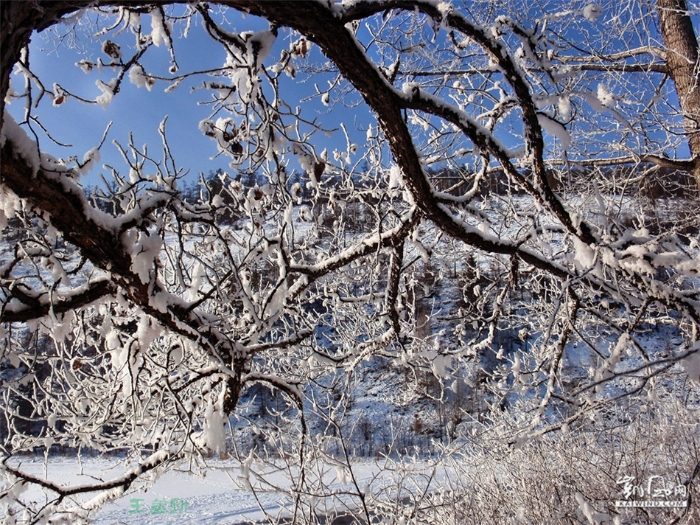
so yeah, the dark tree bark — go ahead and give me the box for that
[657,0,700,186]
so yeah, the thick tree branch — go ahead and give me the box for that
[0,278,116,324]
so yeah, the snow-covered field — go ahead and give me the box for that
[92,466,290,525]
[10,456,442,524]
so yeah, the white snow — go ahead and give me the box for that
[96,78,117,109]
[0,111,40,174]
[150,8,169,48]
[1,455,448,525]
[573,237,595,269]
[78,146,101,176]
[558,95,571,119]
[248,30,275,65]
[537,114,571,149]
[596,83,614,107]
[203,399,227,454]
[575,492,611,524]
[682,344,700,382]
[129,64,156,91]
[582,4,603,22]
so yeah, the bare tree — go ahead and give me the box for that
[0,1,699,522]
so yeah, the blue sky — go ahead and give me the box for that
[7,6,372,191]
[10,12,223,187]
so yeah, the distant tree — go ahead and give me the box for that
[1,1,700,522]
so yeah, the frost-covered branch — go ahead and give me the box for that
[1,1,700,522]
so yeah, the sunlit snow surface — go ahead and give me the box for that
[11,456,443,524]
[91,463,286,524]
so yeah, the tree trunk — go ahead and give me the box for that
[657,0,700,186]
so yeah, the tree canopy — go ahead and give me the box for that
[1,1,700,523]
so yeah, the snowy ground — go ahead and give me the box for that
[92,467,287,525]
[10,456,442,524]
